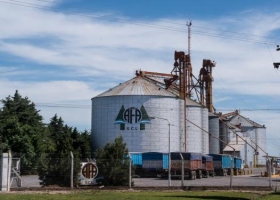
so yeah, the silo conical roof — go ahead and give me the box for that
[94,76,178,98]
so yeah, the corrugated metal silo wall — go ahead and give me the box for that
[91,95,183,153]
[255,127,267,166]
[209,115,219,154]
[240,126,267,167]
[219,121,228,154]
[185,106,209,154]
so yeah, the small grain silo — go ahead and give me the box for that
[208,112,219,154]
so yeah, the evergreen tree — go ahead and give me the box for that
[38,115,80,187]
[80,130,92,159]
[94,135,132,186]
[0,90,45,174]
[71,129,92,160]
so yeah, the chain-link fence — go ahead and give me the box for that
[2,152,280,191]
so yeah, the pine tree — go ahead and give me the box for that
[72,129,92,160]
[94,135,132,186]
[38,115,81,186]
[0,90,45,174]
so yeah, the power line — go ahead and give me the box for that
[1,101,280,111]
[36,0,280,44]
[0,0,278,45]
[1,102,280,111]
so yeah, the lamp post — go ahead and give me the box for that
[150,117,171,187]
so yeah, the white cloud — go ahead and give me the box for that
[0,1,279,155]
[0,80,100,103]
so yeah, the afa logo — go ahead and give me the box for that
[115,105,151,130]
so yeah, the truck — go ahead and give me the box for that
[202,154,214,177]
[131,152,168,177]
[233,156,242,175]
[169,152,203,180]
[130,152,214,180]
[208,154,233,176]
[130,153,143,177]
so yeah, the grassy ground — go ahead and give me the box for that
[0,190,279,200]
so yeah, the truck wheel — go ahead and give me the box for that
[205,171,209,178]
[189,171,193,180]
[193,171,196,180]
[223,169,227,176]
[197,170,202,179]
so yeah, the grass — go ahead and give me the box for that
[0,190,279,200]
[0,190,280,200]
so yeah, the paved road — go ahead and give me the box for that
[132,167,279,188]
[10,169,280,189]
[133,176,279,187]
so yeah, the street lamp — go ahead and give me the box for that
[150,116,171,187]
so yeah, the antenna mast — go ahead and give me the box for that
[187,21,192,63]
[186,21,192,98]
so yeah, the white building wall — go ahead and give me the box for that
[91,95,183,153]
[247,141,255,168]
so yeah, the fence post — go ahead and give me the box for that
[70,151,73,188]
[7,151,12,192]
[230,155,233,189]
[129,159,132,189]
[268,156,272,188]
[180,153,184,188]
[0,152,12,192]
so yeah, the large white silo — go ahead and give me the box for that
[91,76,184,153]
[185,99,209,154]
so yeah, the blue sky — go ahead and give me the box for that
[0,0,280,156]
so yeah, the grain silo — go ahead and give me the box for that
[91,74,184,153]
[208,113,219,154]
[91,50,215,155]
[185,99,209,154]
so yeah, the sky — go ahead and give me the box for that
[0,0,280,156]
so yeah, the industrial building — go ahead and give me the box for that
[91,25,267,167]
[91,54,267,167]
[220,111,267,167]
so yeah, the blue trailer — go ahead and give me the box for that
[208,154,233,176]
[233,156,242,175]
[234,156,242,169]
[131,152,168,177]
[130,153,143,167]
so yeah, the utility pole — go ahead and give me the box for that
[274,45,280,69]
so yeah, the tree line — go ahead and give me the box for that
[0,90,131,187]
